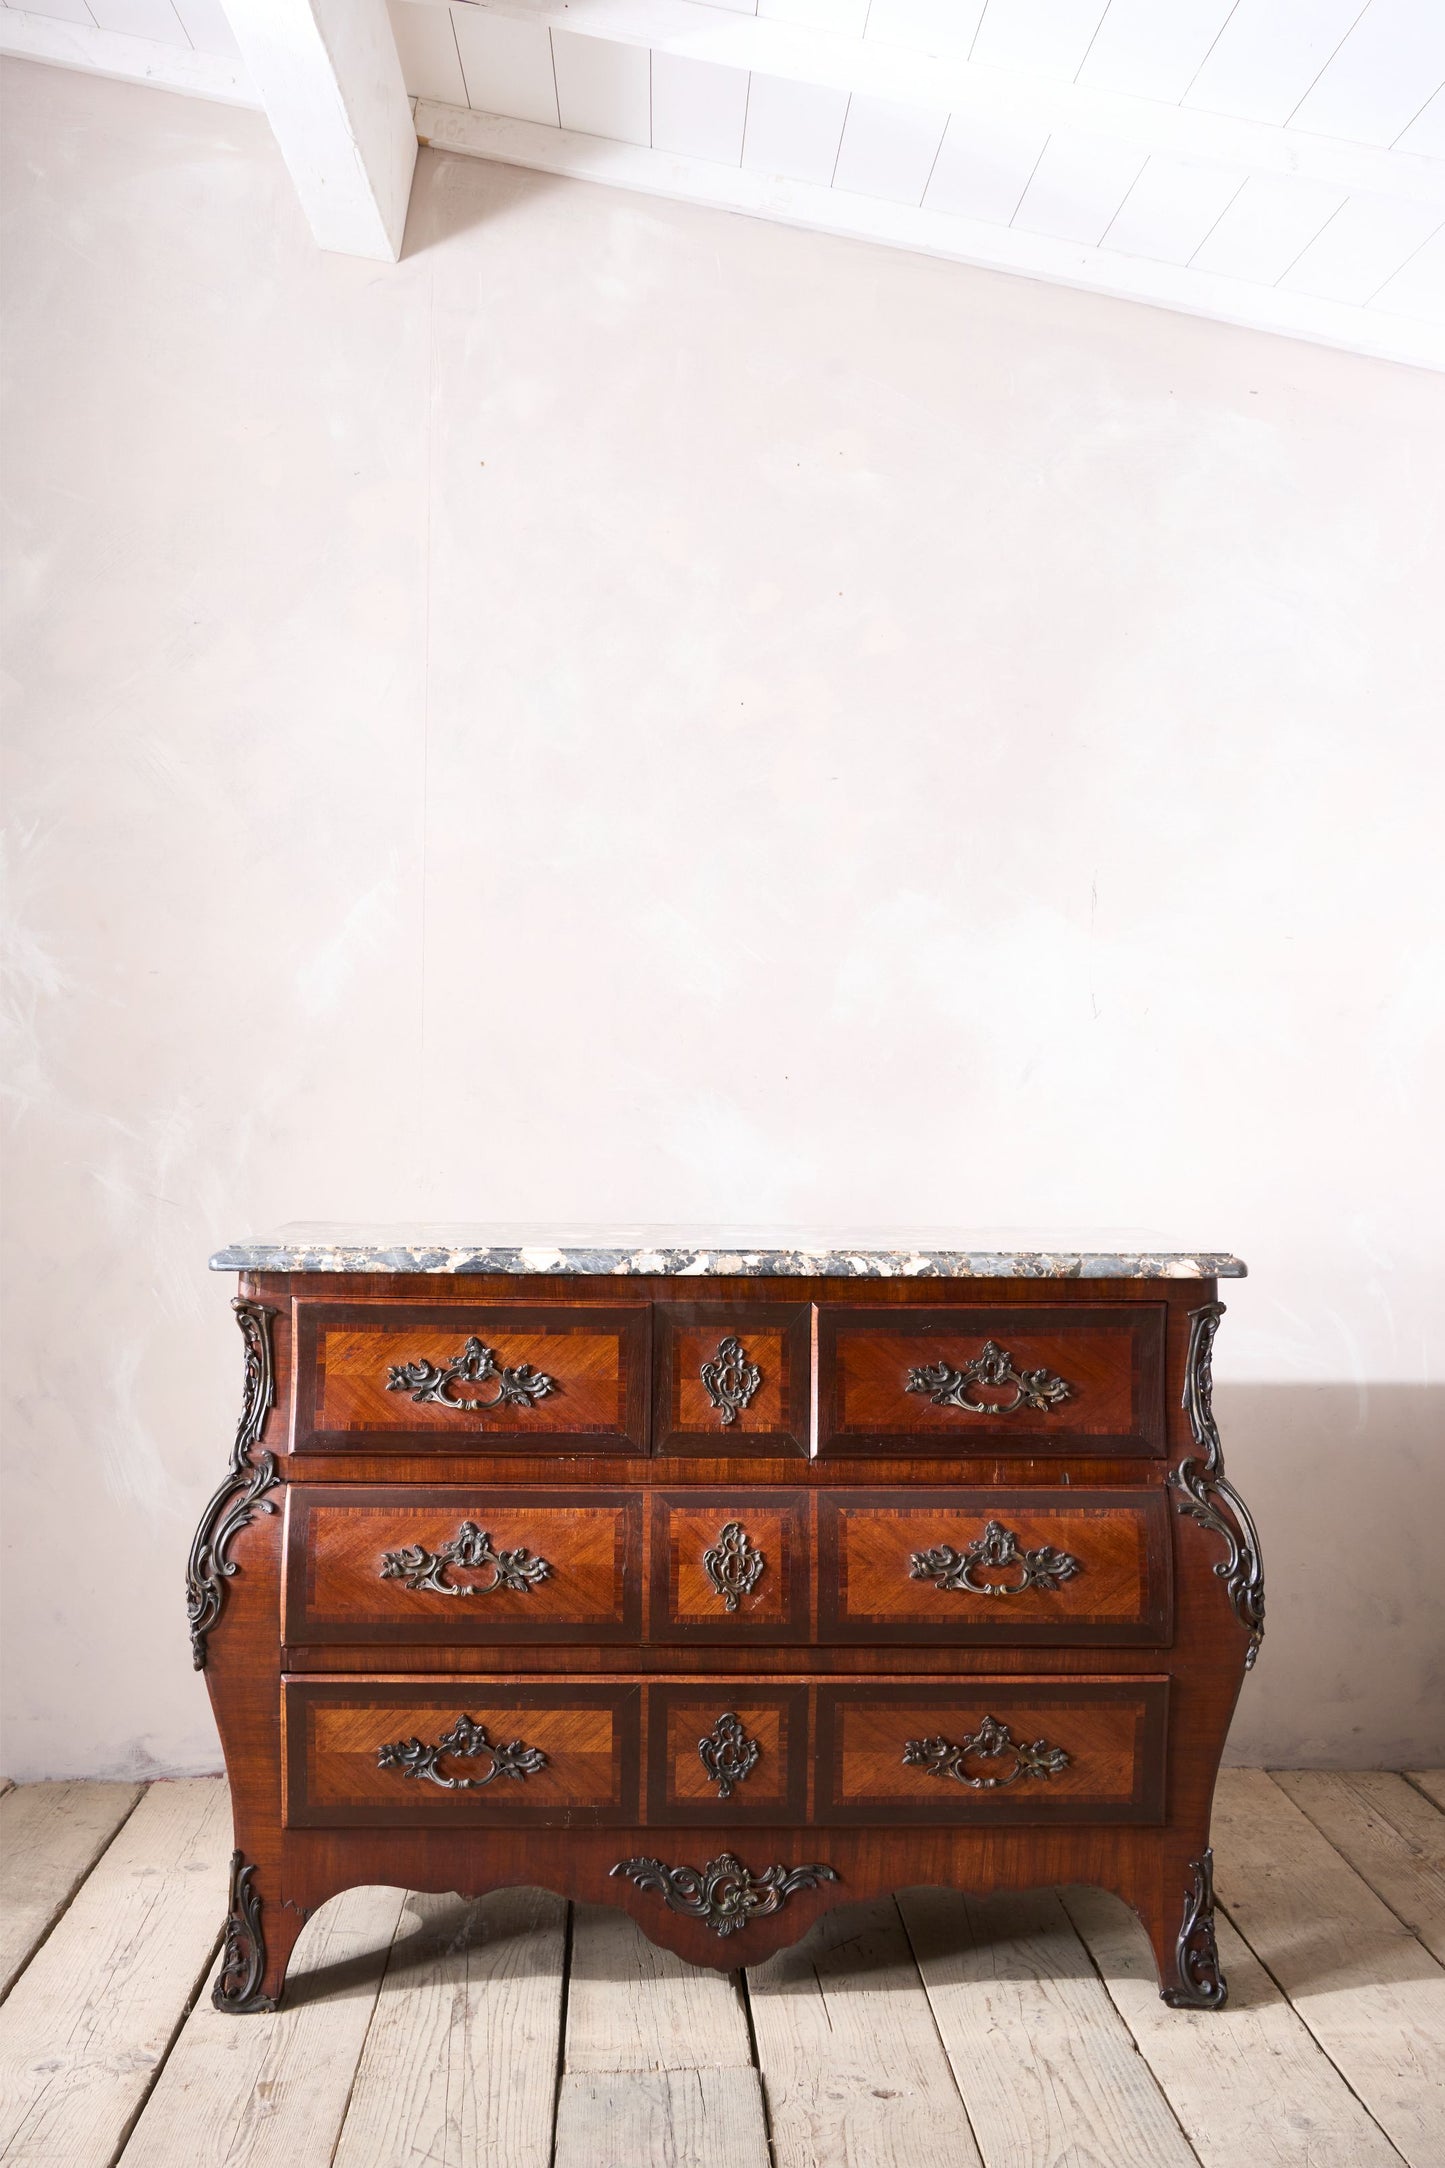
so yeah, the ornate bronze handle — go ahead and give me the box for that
[698,1712,761,1799]
[386,1336,557,1411]
[906,1339,1071,1416]
[700,1336,762,1425]
[379,1521,550,1596]
[903,1716,1070,1789]
[377,1714,547,1790]
[909,1520,1081,1597]
[702,1521,766,1611]
[610,1853,837,1936]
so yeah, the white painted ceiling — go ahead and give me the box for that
[3,0,1443,367]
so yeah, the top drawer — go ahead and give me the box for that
[817,1305,1167,1458]
[294,1303,650,1453]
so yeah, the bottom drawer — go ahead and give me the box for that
[814,1677,1168,1826]
[284,1678,641,1828]
[284,1673,1168,1833]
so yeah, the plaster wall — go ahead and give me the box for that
[2,59,1441,1780]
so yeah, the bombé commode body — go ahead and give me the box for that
[189,1224,1262,2013]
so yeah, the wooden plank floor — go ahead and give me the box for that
[0,1771,1440,2167]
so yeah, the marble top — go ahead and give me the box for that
[210,1223,1245,1279]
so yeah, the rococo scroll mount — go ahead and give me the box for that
[186,1300,280,1670]
[903,1716,1071,1789]
[379,1521,551,1597]
[698,1712,761,1799]
[700,1335,762,1425]
[386,1336,557,1412]
[610,1853,837,1936]
[376,1715,548,1791]
[702,1521,766,1612]
[1171,1302,1265,1669]
[910,1519,1082,1597]
[906,1339,1072,1416]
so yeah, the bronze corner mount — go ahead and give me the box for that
[213,1851,277,2015]
[1172,1302,1265,1668]
[185,1300,280,1671]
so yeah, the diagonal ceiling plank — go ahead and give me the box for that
[225,0,418,259]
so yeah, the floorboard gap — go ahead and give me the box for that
[0,1778,153,2006]
[548,1897,576,2168]
[107,1921,226,2168]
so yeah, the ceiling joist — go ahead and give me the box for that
[1,0,1441,367]
[224,0,416,260]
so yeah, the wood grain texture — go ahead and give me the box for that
[331,1889,566,2168]
[203,1268,1248,2005]
[0,1778,231,2165]
[566,1902,753,2072]
[554,2068,770,2168]
[817,1301,1167,1457]
[1211,1769,1445,2166]
[295,1301,650,1453]
[818,1487,1171,1645]
[653,1301,811,1457]
[0,1778,143,1997]
[284,1486,643,1643]
[651,1489,811,1644]
[747,1896,984,2168]
[647,1683,810,1825]
[1272,1771,1445,1964]
[898,1884,1198,2167]
[5,1765,1439,2167]
[1062,1883,1405,2168]
[815,1676,1169,1825]
[284,1678,642,1827]
[119,1883,407,2168]
[1406,1772,1445,1813]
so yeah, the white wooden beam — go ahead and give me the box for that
[413,0,1445,211]
[413,98,1445,373]
[0,12,259,108]
[224,0,417,259]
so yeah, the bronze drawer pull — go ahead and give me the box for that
[903,1716,1070,1789]
[700,1336,762,1425]
[702,1521,766,1611]
[377,1715,548,1791]
[379,1521,551,1596]
[905,1339,1071,1416]
[698,1713,761,1799]
[909,1519,1082,1597]
[610,1853,837,1935]
[385,1335,558,1411]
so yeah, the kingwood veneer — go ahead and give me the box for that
[189,1226,1262,2010]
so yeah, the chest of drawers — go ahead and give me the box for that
[189,1228,1261,2012]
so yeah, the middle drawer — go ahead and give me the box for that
[287,1485,1171,1648]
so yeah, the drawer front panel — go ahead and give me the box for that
[284,1679,640,1828]
[294,1303,650,1452]
[818,1490,1171,1646]
[652,1303,811,1458]
[815,1679,1168,1826]
[284,1488,643,1644]
[649,1492,810,1644]
[817,1305,1166,1457]
[646,1684,810,1825]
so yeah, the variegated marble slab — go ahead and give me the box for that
[211,1224,1245,1278]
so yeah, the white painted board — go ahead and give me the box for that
[451,9,558,127]
[833,93,947,206]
